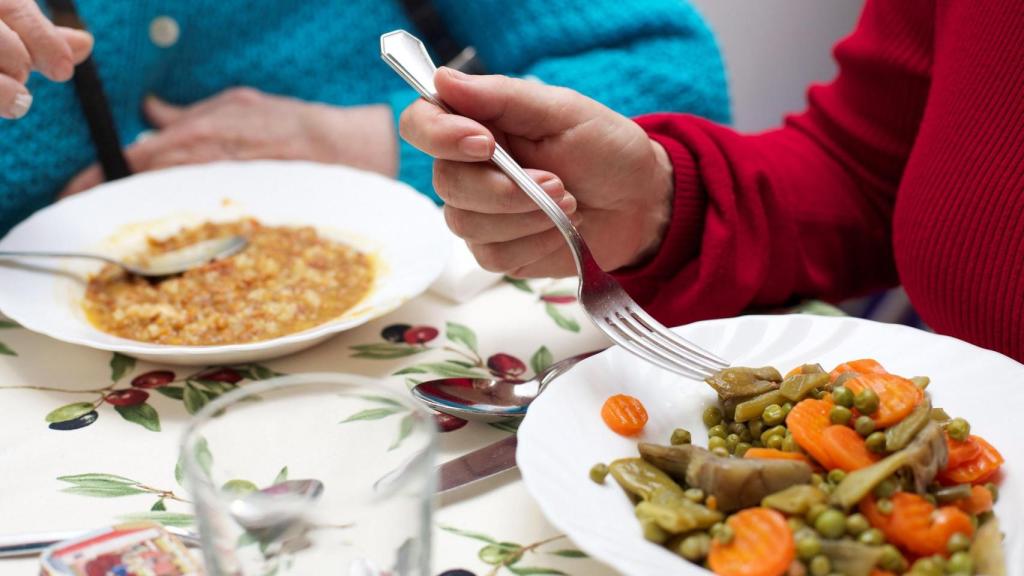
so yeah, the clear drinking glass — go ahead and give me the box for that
[180,373,436,575]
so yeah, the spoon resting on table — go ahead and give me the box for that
[0,235,247,278]
[411,349,603,421]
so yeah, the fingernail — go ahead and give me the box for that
[570,211,584,227]
[458,135,492,159]
[443,67,470,81]
[8,92,32,119]
[557,193,577,214]
[540,177,563,197]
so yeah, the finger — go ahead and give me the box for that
[0,20,31,82]
[507,248,576,279]
[59,163,103,197]
[0,0,74,81]
[56,27,92,65]
[435,67,596,139]
[143,95,187,128]
[468,227,570,274]
[0,73,30,118]
[399,97,495,161]
[434,162,571,214]
[444,196,581,244]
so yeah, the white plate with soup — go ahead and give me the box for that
[0,161,451,365]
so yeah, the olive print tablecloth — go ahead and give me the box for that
[0,276,619,576]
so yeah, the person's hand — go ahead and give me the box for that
[0,0,93,119]
[399,68,675,278]
[61,88,398,196]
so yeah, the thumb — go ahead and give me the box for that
[57,27,93,65]
[143,95,186,128]
[434,67,593,140]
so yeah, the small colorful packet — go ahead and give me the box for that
[40,521,203,576]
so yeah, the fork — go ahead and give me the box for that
[381,30,729,379]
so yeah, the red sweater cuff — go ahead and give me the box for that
[613,118,706,291]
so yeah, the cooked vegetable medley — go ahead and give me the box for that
[597,360,1006,576]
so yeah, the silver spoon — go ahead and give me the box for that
[0,235,247,278]
[0,478,323,558]
[411,349,602,421]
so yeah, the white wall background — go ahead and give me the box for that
[689,0,865,132]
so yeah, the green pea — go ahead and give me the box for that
[734,442,751,457]
[818,482,834,495]
[946,551,973,574]
[832,386,854,408]
[708,436,728,451]
[762,404,785,426]
[829,405,853,425]
[766,435,783,450]
[711,523,734,545]
[858,527,885,546]
[781,402,794,417]
[947,417,970,442]
[805,503,829,524]
[728,421,748,437]
[878,544,906,572]
[670,428,692,445]
[760,424,787,444]
[787,517,806,533]
[679,533,711,561]
[748,418,764,439]
[947,532,971,554]
[809,555,831,576]
[726,433,741,451]
[854,389,880,414]
[876,498,894,515]
[827,469,846,485]
[711,446,730,457]
[985,482,999,503]
[703,406,724,428]
[708,424,728,439]
[910,376,930,390]
[795,534,821,560]
[814,509,846,539]
[854,415,876,437]
[845,513,869,536]
[866,431,887,454]
[909,557,942,576]
[810,473,825,486]
[684,488,705,502]
[812,388,827,400]
[781,435,800,453]
[923,493,937,506]
[873,477,899,499]
[589,463,608,484]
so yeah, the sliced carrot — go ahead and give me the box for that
[829,358,888,382]
[786,398,835,469]
[743,448,810,464]
[820,425,880,471]
[861,493,974,557]
[955,485,994,515]
[843,373,924,427]
[708,508,794,576]
[600,394,648,436]
[939,436,1004,485]
[945,433,983,469]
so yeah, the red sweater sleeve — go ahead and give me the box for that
[615,0,934,325]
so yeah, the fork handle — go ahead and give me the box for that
[381,30,589,272]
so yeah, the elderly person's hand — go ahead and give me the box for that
[399,68,675,278]
[0,0,93,119]
[61,87,398,196]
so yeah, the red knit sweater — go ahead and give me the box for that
[618,0,1024,362]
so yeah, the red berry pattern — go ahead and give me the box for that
[404,326,439,345]
[104,389,150,406]
[487,353,526,378]
[131,370,175,389]
[381,323,412,343]
[196,367,243,383]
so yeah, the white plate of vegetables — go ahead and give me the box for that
[518,315,1021,576]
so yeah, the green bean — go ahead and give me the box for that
[734,390,788,422]
[946,551,973,575]
[910,376,930,390]
[762,484,828,515]
[931,484,971,505]
[854,415,875,437]
[878,544,907,572]
[638,516,669,544]
[874,477,899,499]
[854,389,880,414]
[845,513,869,536]
[796,534,822,560]
[865,431,887,454]
[635,500,723,534]
[885,399,932,451]
[703,405,724,428]
[829,405,852,425]
[708,424,727,438]
[683,488,705,503]
[670,428,692,445]
[985,482,999,503]
[589,463,609,484]
[831,386,855,408]
[762,404,786,426]
[947,417,970,441]
[814,509,846,539]
[760,424,788,444]
[787,517,806,533]
[677,532,711,561]
[609,458,686,501]
[947,532,971,554]
[711,523,734,545]
[858,528,885,546]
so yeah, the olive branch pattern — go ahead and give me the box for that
[441,526,586,576]
[0,318,18,356]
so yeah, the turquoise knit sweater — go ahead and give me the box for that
[0,0,729,235]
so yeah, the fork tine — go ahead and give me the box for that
[601,315,713,380]
[612,311,717,377]
[628,306,730,368]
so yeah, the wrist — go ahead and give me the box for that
[303,103,398,177]
[630,138,675,266]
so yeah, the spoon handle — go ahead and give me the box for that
[0,250,119,267]
[537,349,604,392]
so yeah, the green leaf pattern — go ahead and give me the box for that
[442,526,582,575]
[109,353,136,382]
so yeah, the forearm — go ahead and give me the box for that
[303,102,398,178]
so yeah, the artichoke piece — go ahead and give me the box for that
[819,540,885,576]
[609,457,685,501]
[762,484,828,515]
[639,442,811,512]
[970,517,1006,576]
[635,499,722,534]
[884,398,932,451]
[705,366,782,399]
[779,372,831,402]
